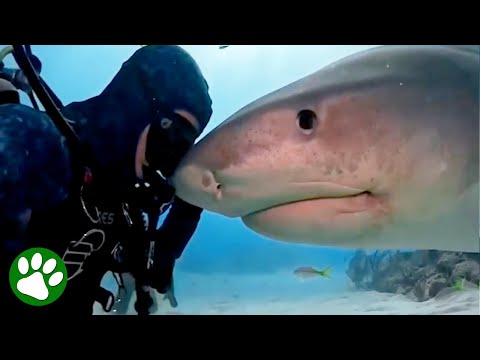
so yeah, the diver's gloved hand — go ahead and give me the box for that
[149,254,178,308]
[148,247,178,307]
[134,284,156,316]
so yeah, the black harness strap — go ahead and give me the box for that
[11,45,120,313]
[12,46,82,160]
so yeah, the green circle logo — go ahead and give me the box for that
[9,247,68,306]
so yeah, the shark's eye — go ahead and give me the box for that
[297,109,317,134]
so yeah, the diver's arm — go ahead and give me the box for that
[156,196,203,260]
[148,196,203,293]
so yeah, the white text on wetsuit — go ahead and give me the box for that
[99,212,114,225]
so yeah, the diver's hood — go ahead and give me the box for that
[62,45,213,197]
[102,45,213,135]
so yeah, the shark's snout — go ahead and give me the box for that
[200,169,222,194]
[173,163,222,209]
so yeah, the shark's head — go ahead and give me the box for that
[171,45,479,248]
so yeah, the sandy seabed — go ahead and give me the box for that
[94,271,480,315]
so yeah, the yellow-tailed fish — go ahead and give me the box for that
[293,266,332,280]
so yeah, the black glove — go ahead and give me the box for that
[148,247,178,308]
[131,230,178,309]
[131,251,178,314]
[134,283,155,316]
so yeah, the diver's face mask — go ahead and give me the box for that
[144,106,199,182]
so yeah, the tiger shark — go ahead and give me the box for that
[171,45,480,253]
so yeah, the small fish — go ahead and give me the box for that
[219,45,230,50]
[294,266,333,279]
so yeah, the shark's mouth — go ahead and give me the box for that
[244,191,380,218]
[206,168,380,217]
[240,191,391,244]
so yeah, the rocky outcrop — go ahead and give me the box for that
[346,250,480,301]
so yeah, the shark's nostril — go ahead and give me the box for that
[210,172,223,200]
[201,170,222,198]
[215,182,223,201]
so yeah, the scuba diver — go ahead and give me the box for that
[0,45,212,316]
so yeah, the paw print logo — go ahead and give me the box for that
[9,247,68,306]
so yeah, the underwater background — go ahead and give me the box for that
[2,45,478,314]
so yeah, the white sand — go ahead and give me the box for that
[94,271,480,315]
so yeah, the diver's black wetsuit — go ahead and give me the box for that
[0,45,212,317]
